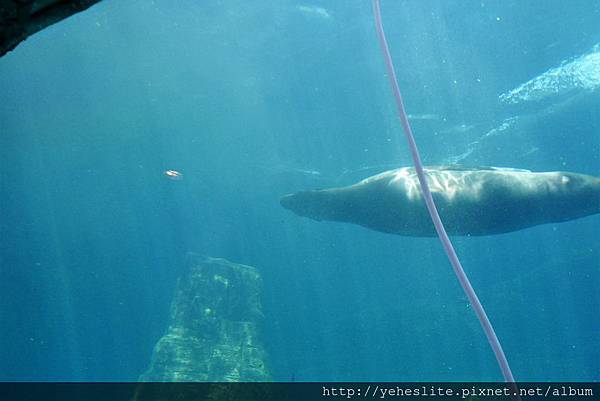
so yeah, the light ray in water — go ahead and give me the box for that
[296,5,331,19]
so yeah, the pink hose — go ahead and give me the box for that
[372,0,519,390]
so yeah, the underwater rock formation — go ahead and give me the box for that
[140,255,270,382]
[0,0,101,58]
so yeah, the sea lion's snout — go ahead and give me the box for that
[280,191,325,221]
[279,193,297,211]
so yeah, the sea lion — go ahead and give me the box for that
[280,166,600,236]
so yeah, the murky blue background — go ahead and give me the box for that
[1,0,598,381]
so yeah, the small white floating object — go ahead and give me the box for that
[164,169,183,181]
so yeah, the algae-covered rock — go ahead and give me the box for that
[140,255,270,382]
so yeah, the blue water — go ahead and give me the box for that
[1,0,598,382]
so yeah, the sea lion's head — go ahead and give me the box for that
[280,190,332,221]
